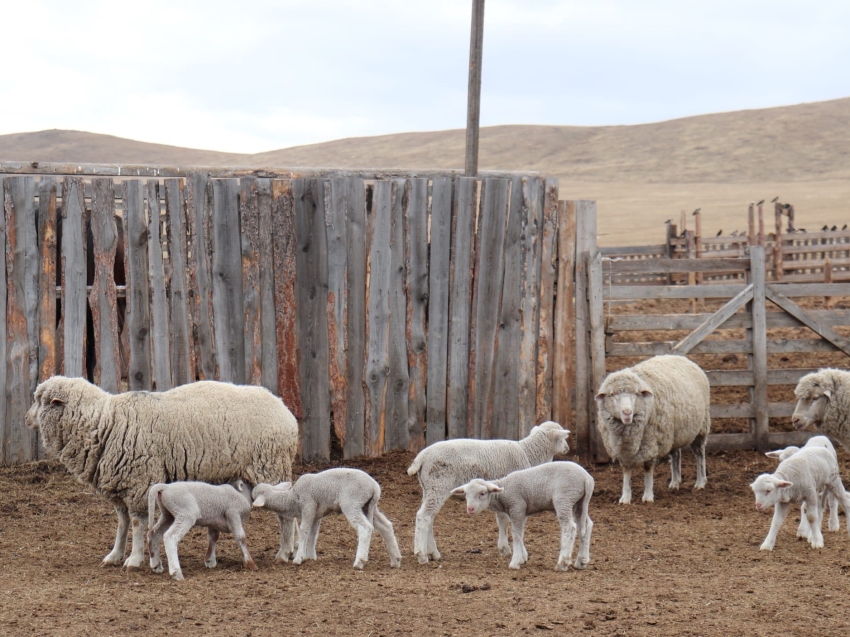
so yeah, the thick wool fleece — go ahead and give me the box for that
[794,369,850,449]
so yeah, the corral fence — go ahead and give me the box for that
[0,161,587,466]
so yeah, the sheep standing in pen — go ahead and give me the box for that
[451,462,594,571]
[147,480,256,581]
[595,355,711,504]
[252,468,402,570]
[750,446,850,551]
[407,421,571,564]
[766,436,841,535]
[25,376,299,570]
[792,369,850,450]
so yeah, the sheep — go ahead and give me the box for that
[750,446,850,551]
[147,480,256,581]
[595,354,711,504]
[792,368,850,451]
[407,421,571,564]
[25,376,298,570]
[451,461,594,571]
[251,468,402,570]
[765,436,841,534]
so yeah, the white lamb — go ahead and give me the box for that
[407,421,571,564]
[147,480,256,581]
[252,468,401,570]
[451,462,594,571]
[750,446,850,551]
[765,436,841,534]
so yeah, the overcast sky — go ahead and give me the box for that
[2,0,849,153]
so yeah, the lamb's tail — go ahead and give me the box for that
[407,451,425,476]
[147,483,167,530]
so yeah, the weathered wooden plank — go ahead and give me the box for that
[294,178,330,461]
[470,178,510,439]
[145,181,172,390]
[447,178,476,439]
[770,283,850,297]
[604,283,748,300]
[604,257,751,275]
[426,177,452,445]
[211,179,246,384]
[492,176,523,440]
[587,252,607,428]
[326,179,350,451]
[599,244,668,256]
[710,402,796,419]
[385,179,411,452]
[4,177,38,463]
[256,179,277,394]
[518,177,542,436]
[0,179,6,463]
[122,181,153,391]
[608,309,850,331]
[573,202,599,458]
[536,179,558,424]
[750,246,770,452]
[405,178,428,450]
[764,285,850,356]
[705,431,819,453]
[706,368,819,387]
[37,178,58,382]
[60,178,87,378]
[670,285,754,355]
[364,181,392,455]
[163,179,193,386]
[88,178,121,393]
[270,180,302,419]
[608,337,840,357]
[239,177,263,385]
[186,172,217,380]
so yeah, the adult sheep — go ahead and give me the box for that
[792,368,850,450]
[595,354,711,504]
[25,375,299,570]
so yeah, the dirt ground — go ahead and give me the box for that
[3,446,850,637]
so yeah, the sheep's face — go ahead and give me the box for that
[791,381,831,431]
[596,389,652,426]
[451,479,502,515]
[26,377,73,455]
[252,482,293,512]
[750,474,792,511]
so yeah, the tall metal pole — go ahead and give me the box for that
[464,0,485,176]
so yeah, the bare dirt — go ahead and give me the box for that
[3,444,850,637]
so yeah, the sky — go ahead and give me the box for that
[2,0,849,154]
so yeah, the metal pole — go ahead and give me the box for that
[464,0,485,176]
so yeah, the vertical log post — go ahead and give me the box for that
[464,0,485,176]
[773,203,784,281]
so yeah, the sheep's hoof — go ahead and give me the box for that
[151,564,164,574]
[416,553,429,565]
[498,545,512,557]
[555,561,569,572]
[101,555,123,567]
[171,572,185,581]
[353,559,366,570]
[508,562,522,570]
[274,551,292,563]
[124,564,140,573]
[390,558,402,568]
[204,559,217,569]
[759,543,774,551]
[618,496,631,505]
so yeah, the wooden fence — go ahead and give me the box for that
[1,166,584,466]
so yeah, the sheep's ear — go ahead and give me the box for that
[775,480,793,489]
[450,486,467,497]
[595,392,606,402]
[50,397,65,407]
[272,482,292,492]
[640,390,653,398]
[823,389,832,399]
[486,483,504,493]
[252,495,266,508]
[764,450,782,458]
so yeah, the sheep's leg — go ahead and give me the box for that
[496,512,512,557]
[293,512,315,565]
[414,490,448,563]
[803,492,824,549]
[274,515,298,562]
[823,475,850,538]
[373,509,402,568]
[827,492,840,532]
[163,515,195,580]
[642,461,656,503]
[796,502,812,540]
[102,505,130,566]
[691,434,708,490]
[668,449,682,490]
[147,510,173,573]
[205,529,220,568]
[760,501,790,551]
[508,516,528,570]
[306,518,322,560]
[123,512,147,570]
[344,506,373,570]
[619,467,633,505]
[555,509,577,572]
[576,512,593,569]
[227,515,257,571]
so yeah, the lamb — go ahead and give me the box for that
[792,368,850,450]
[407,421,571,564]
[750,445,850,551]
[451,462,594,570]
[251,468,402,570]
[595,355,711,504]
[765,435,841,534]
[147,480,256,581]
[25,376,298,570]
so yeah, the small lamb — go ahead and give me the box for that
[765,436,841,534]
[750,446,850,551]
[147,480,256,581]
[451,462,594,571]
[252,468,401,570]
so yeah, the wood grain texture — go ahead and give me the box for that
[573,202,594,459]
[0,179,6,463]
[518,177,542,437]
[122,180,153,391]
[37,178,58,382]
[239,178,263,385]
[670,285,754,355]
[88,178,121,393]
[536,178,558,424]
[553,198,577,436]
[426,177,453,444]
[750,246,769,452]
[163,178,194,386]
[447,178,476,439]
[404,178,428,450]
[270,180,302,418]
[326,179,350,450]
[60,178,87,378]
[256,179,277,393]
[186,172,217,380]
[145,181,172,390]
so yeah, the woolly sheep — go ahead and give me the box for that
[147,480,256,581]
[252,468,402,570]
[792,369,850,451]
[451,462,594,571]
[25,376,298,570]
[765,436,841,534]
[595,355,711,504]
[750,446,850,551]
[407,421,571,564]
